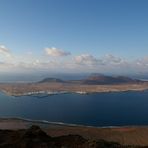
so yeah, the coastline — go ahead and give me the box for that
[1,88,148,97]
[0,83,148,97]
[1,117,148,129]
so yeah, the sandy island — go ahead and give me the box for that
[0,82,148,96]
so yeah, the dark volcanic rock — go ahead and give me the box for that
[0,125,146,148]
[0,125,51,148]
[19,125,51,148]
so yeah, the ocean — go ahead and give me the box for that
[0,91,148,127]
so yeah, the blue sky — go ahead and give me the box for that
[0,0,148,77]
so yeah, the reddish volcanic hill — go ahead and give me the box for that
[83,74,141,85]
[37,74,142,85]
[38,78,65,83]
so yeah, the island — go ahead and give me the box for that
[0,74,148,96]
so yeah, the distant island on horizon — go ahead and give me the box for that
[38,73,142,84]
[0,74,148,96]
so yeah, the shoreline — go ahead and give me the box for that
[1,88,148,97]
[1,117,148,129]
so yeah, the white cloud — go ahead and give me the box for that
[0,45,12,57]
[1,44,148,76]
[103,54,123,65]
[136,57,148,66]
[74,54,124,66]
[0,61,14,71]
[75,54,102,65]
[45,47,71,57]
[9,53,146,75]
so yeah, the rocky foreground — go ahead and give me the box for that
[1,118,148,147]
[0,125,147,148]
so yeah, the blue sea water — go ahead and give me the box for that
[0,91,148,127]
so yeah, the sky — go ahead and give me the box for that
[0,0,148,79]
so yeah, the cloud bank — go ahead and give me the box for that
[0,44,148,76]
[75,54,101,66]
